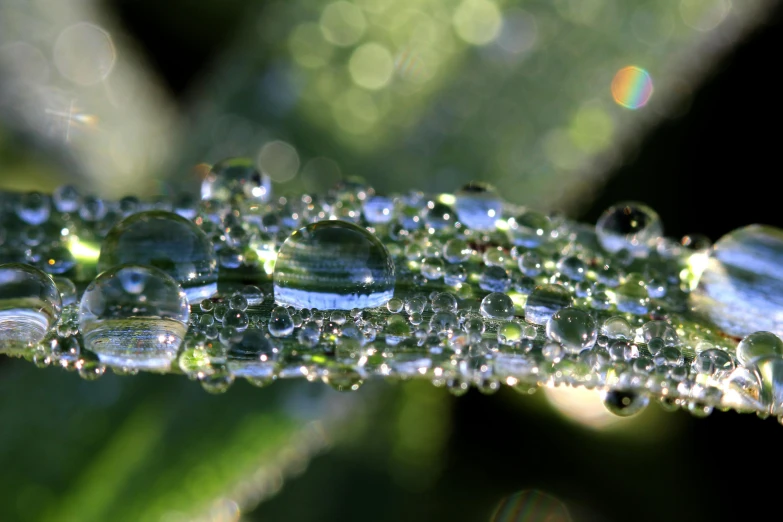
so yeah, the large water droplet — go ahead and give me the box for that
[79,265,189,370]
[274,220,395,309]
[453,182,502,231]
[201,157,271,202]
[546,307,597,354]
[596,202,662,257]
[753,355,783,415]
[691,225,783,338]
[99,211,218,303]
[737,331,783,366]
[525,284,572,325]
[0,263,62,352]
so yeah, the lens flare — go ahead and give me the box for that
[611,66,653,109]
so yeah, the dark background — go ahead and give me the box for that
[24,1,783,520]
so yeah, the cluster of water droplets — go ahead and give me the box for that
[2,160,783,421]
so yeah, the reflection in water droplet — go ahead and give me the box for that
[0,264,62,352]
[226,329,278,378]
[79,265,189,370]
[99,211,218,303]
[691,225,783,338]
[491,490,571,522]
[481,292,515,320]
[601,389,649,417]
[453,182,502,231]
[546,307,597,354]
[201,157,271,203]
[596,202,662,257]
[274,220,395,309]
[737,331,783,367]
[525,284,572,325]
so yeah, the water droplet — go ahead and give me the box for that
[0,263,62,352]
[692,348,734,377]
[420,256,445,280]
[481,292,515,320]
[641,320,680,347]
[614,276,649,315]
[596,202,662,257]
[509,211,551,248]
[546,307,597,354]
[362,196,394,224]
[226,328,278,378]
[53,185,81,213]
[443,238,472,264]
[323,367,364,391]
[555,256,586,281]
[79,265,189,370]
[479,266,511,293]
[274,220,395,309]
[423,201,455,230]
[453,182,502,231]
[99,211,217,303]
[601,389,649,417]
[692,225,783,338]
[268,306,295,337]
[518,251,543,277]
[53,276,78,306]
[601,316,632,339]
[201,157,271,202]
[736,331,783,367]
[15,192,51,225]
[525,284,572,325]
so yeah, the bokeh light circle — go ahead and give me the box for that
[611,66,653,109]
[53,22,116,86]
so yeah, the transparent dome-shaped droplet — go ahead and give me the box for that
[601,316,632,339]
[323,367,364,392]
[737,331,783,367]
[752,355,783,415]
[525,284,572,325]
[53,276,78,306]
[274,220,395,309]
[601,389,649,417]
[555,256,587,282]
[546,307,597,354]
[201,157,271,203]
[518,251,543,277]
[0,263,62,351]
[453,182,502,231]
[15,192,51,225]
[443,238,472,264]
[692,225,783,338]
[226,328,278,378]
[98,211,218,303]
[615,279,649,315]
[479,266,511,293]
[692,348,734,377]
[641,320,680,347]
[596,202,662,257]
[423,201,455,230]
[420,257,445,280]
[79,265,189,370]
[362,196,394,224]
[268,306,294,337]
[509,211,551,248]
[480,292,515,320]
[431,292,457,313]
[53,185,82,213]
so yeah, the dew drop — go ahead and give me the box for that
[480,292,515,320]
[546,307,597,354]
[737,331,783,367]
[692,225,783,338]
[201,157,271,203]
[0,263,62,352]
[226,328,278,378]
[601,389,649,417]
[453,182,502,231]
[79,265,189,370]
[596,202,662,257]
[99,211,217,303]
[268,306,295,337]
[273,220,394,309]
[525,284,572,325]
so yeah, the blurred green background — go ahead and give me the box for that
[2,0,783,521]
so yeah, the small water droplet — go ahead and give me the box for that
[480,292,515,320]
[201,157,271,202]
[546,307,597,354]
[601,389,649,417]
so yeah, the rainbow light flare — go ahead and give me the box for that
[611,66,653,109]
